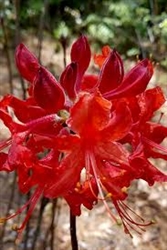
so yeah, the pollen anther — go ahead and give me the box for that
[121,187,128,193]
[106,193,112,198]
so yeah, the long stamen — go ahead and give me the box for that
[113,200,152,236]
[0,186,43,241]
[85,151,153,235]
[85,152,98,199]
[119,201,145,222]
[118,201,142,225]
[113,201,141,236]
[85,151,118,223]
[121,213,146,236]
[16,187,43,233]
[118,200,152,227]
[85,152,105,201]
[143,136,167,154]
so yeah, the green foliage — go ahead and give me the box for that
[0,0,15,40]
[1,0,167,67]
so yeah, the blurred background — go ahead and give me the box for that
[0,0,167,249]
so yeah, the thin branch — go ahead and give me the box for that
[0,173,17,249]
[50,199,57,250]
[0,16,14,94]
[31,197,49,250]
[60,37,67,68]
[70,210,78,250]
[42,199,59,250]
[13,0,26,99]
[37,0,49,63]
[23,192,31,250]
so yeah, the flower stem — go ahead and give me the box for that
[70,210,78,250]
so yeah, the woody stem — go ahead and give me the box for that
[70,210,78,250]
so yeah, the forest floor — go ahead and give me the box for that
[0,35,167,250]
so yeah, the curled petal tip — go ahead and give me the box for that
[71,35,91,92]
[98,49,124,93]
[33,66,65,112]
[15,43,39,83]
[60,62,77,100]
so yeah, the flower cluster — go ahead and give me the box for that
[0,35,167,237]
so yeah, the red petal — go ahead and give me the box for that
[60,62,77,100]
[142,136,167,161]
[64,179,98,216]
[0,109,16,133]
[55,134,80,152]
[94,45,111,68]
[100,162,131,200]
[144,123,167,144]
[33,66,65,112]
[81,179,98,210]
[24,114,63,136]
[131,155,167,185]
[70,35,91,92]
[67,92,112,135]
[96,140,129,166]
[101,101,132,141]
[129,144,167,185]
[15,43,39,82]
[138,86,165,122]
[81,74,98,91]
[104,59,153,99]
[1,95,46,123]
[98,49,124,93]
[44,150,83,198]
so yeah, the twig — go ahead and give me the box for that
[70,210,78,250]
[60,37,67,68]
[23,191,31,250]
[31,197,49,250]
[37,0,49,63]
[42,199,59,250]
[13,0,26,99]
[0,173,17,249]
[50,199,57,250]
[0,16,14,94]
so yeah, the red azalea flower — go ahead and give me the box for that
[47,91,148,234]
[91,45,154,98]
[0,35,167,238]
[15,44,65,109]
[0,106,64,237]
[94,45,112,68]
[120,86,167,185]
[70,35,91,92]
